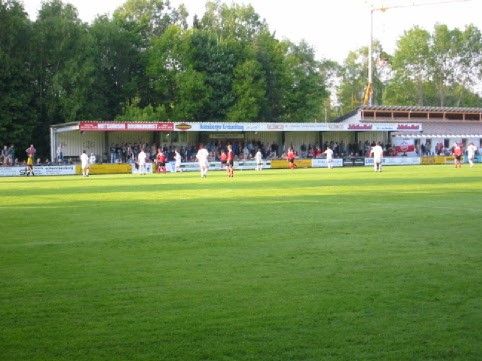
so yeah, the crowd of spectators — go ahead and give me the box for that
[106,140,399,164]
[0,144,17,166]
[107,141,274,164]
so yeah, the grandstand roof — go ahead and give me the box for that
[359,105,482,122]
[360,105,482,113]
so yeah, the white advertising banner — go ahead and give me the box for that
[0,165,76,177]
[364,157,421,166]
[172,122,422,132]
[131,163,154,174]
[311,158,344,168]
[175,161,272,172]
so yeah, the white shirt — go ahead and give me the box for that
[196,148,209,166]
[175,153,181,165]
[89,154,96,164]
[138,151,147,165]
[370,145,384,162]
[324,148,333,161]
[467,144,477,158]
[255,151,262,163]
[80,153,89,167]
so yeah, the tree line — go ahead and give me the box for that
[1,0,481,155]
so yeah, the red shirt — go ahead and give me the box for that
[220,153,227,162]
[287,150,295,160]
[453,148,463,157]
[227,151,234,161]
[157,154,167,162]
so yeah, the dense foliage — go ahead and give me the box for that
[1,0,481,154]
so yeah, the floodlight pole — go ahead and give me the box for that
[368,8,374,106]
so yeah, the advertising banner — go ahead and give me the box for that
[79,122,174,132]
[365,157,421,166]
[0,165,76,177]
[343,157,366,167]
[131,163,154,174]
[170,161,272,172]
[88,164,132,174]
[311,159,344,168]
[270,159,312,169]
[172,122,422,132]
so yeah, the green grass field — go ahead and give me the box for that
[1,165,481,361]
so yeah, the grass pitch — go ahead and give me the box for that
[1,165,481,361]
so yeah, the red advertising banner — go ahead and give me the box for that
[79,122,174,131]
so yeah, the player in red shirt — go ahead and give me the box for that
[287,147,296,170]
[219,151,228,170]
[226,145,234,177]
[453,143,463,168]
[156,149,167,173]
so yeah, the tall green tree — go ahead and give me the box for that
[385,24,482,106]
[90,15,142,120]
[282,41,328,121]
[0,0,36,148]
[251,30,290,121]
[198,0,267,43]
[227,58,266,121]
[31,0,97,154]
[113,0,188,108]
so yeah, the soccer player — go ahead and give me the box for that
[26,155,34,176]
[196,144,209,178]
[174,149,182,172]
[370,142,384,172]
[226,144,234,177]
[155,149,167,174]
[321,146,334,169]
[137,148,147,175]
[287,147,296,171]
[255,149,263,171]
[453,143,463,168]
[219,150,227,170]
[80,150,90,177]
[466,143,477,167]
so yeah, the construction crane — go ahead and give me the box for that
[364,0,473,106]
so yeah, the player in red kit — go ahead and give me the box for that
[287,147,296,170]
[156,149,167,173]
[453,143,463,168]
[219,151,228,170]
[226,145,234,177]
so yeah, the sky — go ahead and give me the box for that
[21,0,482,63]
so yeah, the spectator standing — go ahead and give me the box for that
[8,145,15,165]
[370,142,384,172]
[1,145,9,164]
[56,145,63,163]
[89,153,96,165]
